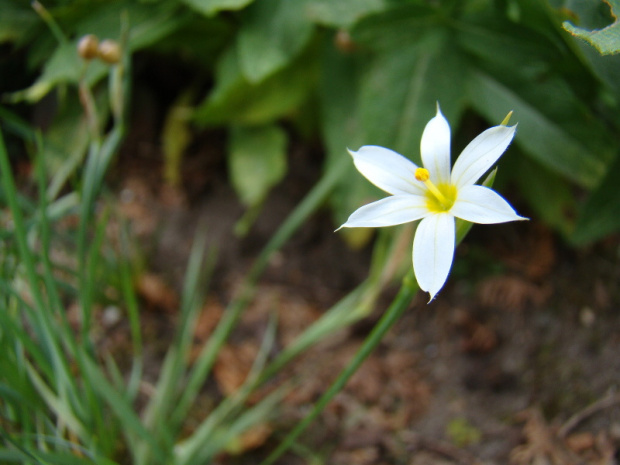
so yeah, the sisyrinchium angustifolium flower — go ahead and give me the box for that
[338,105,527,301]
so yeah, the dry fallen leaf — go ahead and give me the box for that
[510,409,581,465]
[136,273,179,312]
[477,276,550,311]
[213,342,258,396]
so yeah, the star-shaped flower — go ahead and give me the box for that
[338,106,527,301]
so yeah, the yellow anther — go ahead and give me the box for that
[415,168,430,182]
[415,167,450,208]
[500,111,513,126]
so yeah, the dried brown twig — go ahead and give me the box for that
[558,392,620,439]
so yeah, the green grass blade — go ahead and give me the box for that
[117,225,143,401]
[24,363,87,441]
[172,154,349,426]
[261,272,419,465]
[80,358,168,463]
[172,308,279,465]
[0,129,81,425]
[136,230,214,465]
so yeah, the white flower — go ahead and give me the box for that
[338,105,527,301]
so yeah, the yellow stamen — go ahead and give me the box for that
[500,111,513,126]
[415,168,450,207]
[414,167,430,182]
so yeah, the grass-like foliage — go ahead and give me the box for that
[1,0,620,463]
[0,16,412,462]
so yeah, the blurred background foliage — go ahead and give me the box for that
[2,0,620,246]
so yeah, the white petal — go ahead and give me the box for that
[413,213,455,302]
[420,105,451,185]
[451,125,515,188]
[338,195,429,229]
[349,146,425,196]
[450,185,527,224]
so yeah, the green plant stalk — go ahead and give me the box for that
[174,312,280,465]
[32,137,116,452]
[172,207,405,460]
[0,130,83,434]
[83,208,116,454]
[117,225,143,402]
[77,127,123,346]
[261,272,419,465]
[249,227,409,393]
[171,281,373,464]
[29,132,123,458]
[81,358,167,462]
[259,168,495,464]
[31,1,68,46]
[77,36,129,347]
[135,232,213,465]
[170,154,350,428]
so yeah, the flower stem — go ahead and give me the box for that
[260,272,419,465]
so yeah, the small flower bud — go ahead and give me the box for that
[77,34,99,60]
[97,39,121,64]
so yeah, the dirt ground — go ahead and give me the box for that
[54,52,613,464]
[106,87,620,465]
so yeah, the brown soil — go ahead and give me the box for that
[106,93,620,465]
[65,54,617,464]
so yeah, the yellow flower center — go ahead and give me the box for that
[414,168,457,213]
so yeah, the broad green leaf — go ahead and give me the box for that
[11,2,187,102]
[149,15,234,67]
[9,40,103,103]
[228,124,287,207]
[237,0,314,83]
[353,15,468,164]
[555,0,620,95]
[361,43,468,164]
[194,45,316,126]
[571,33,620,97]
[306,0,387,28]
[563,0,620,55]
[513,154,576,237]
[572,151,620,244]
[0,2,38,43]
[180,0,254,17]
[455,12,561,76]
[456,7,616,188]
[351,3,436,51]
[319,36,375,246]
[468,70,610,188]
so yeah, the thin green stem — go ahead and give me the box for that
[171,154,350,427]
[31,1,68,46]
[0,129,80,419]
[261,273,419,465]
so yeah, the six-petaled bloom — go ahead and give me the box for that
[337,105,527,301]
